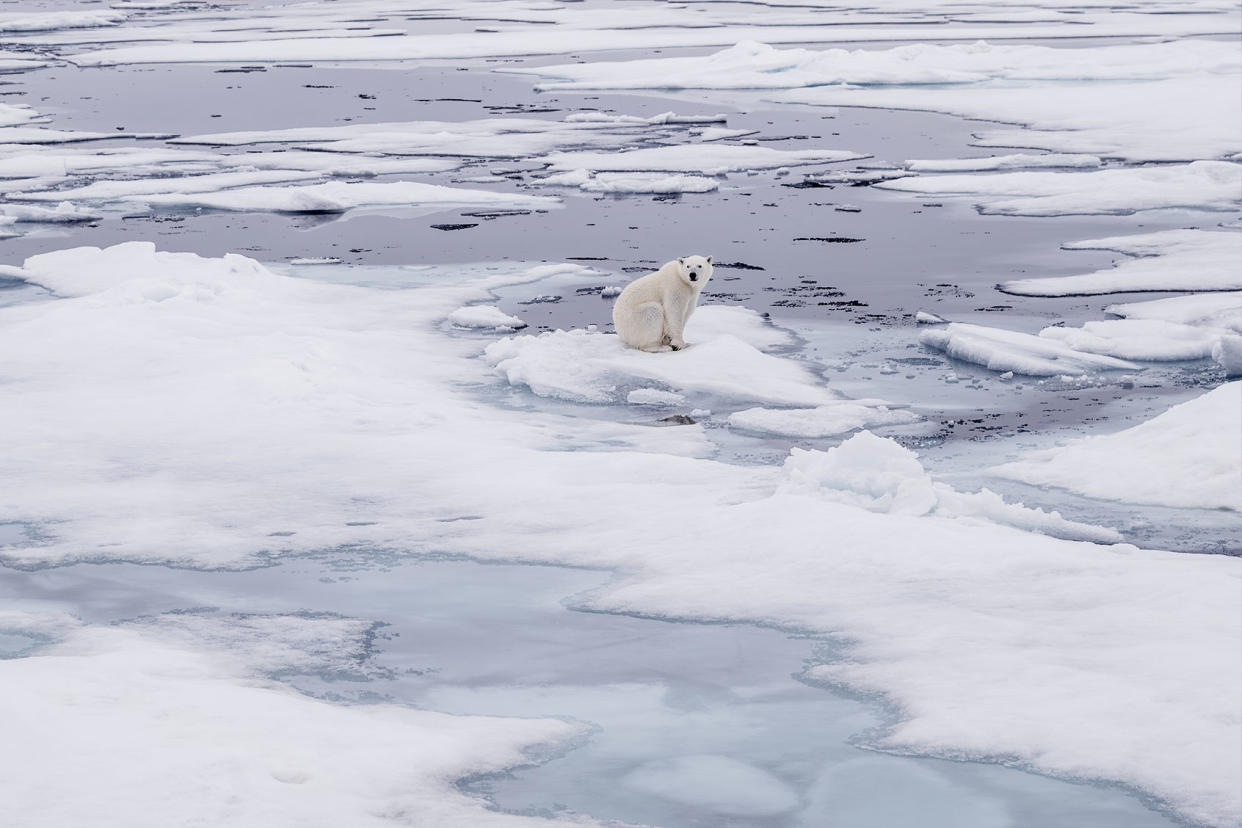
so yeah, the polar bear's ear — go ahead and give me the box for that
[706,255,713,264]
[678,257,685,266]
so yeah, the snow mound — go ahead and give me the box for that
[447,305,526,331]
[920,322,1140,375]
[728,402,917,438]
[1002,230,1242,296]
[993,383,1242,510]
[781,431,1122,542]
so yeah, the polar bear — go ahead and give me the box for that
[612,255,713,352]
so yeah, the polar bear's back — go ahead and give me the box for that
[613,260,677,315]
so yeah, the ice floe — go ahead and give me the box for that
[993,383,1241,510]
[139,181,557,215]
[485,306,836,407]
[1039,319,1223,362]
[920,322,1140,375]
[540,144,866,175]
[875,161,1241,216]
[1001,229,1242,296]
[526,39,1240,163]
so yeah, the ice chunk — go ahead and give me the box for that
[447,304,527,332]
[920,322,1140,375]
[728,402,918,438]
[0,11,124,33]
[580,172,719,194]
[916,311,946,324]
[994,383,1242,510]
[623,755,799,817]
[1107,291,1242,333]
[1002,230,1242,296]
[1213,336,1242,377]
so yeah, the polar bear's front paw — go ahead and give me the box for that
[669,339,688,351]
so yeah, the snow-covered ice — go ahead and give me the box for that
[993,383,1241,511]
[1,238,1238,826]
[1002,230,1242,296]
[905,154,1102,172]
[875,161,1242,216]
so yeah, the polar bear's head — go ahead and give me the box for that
[677,255,713,287]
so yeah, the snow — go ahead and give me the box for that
[993,383,1242,511]
[1001,230,1242,296]
[1,243,1238,825]
[0,617,593,828]
[728,402,917,438]
[541,144,866,175]
[875,161,1242,216]
[447,304,527,331]
[920,323,1140,376]
[905,154,1101,172]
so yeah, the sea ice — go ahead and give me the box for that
[993,383,1242,510]
[3,242,1238,826]
[623,755,800,817]
[540,144,866,175]
[875,161,1241,216]
[905,154,1102,172]
[1001,230,1242,296]
[920,323,1140,375]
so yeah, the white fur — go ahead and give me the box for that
[612,255,713,352]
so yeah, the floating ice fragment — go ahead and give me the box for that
[446,304,527,332]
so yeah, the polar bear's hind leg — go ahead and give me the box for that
[623,301,670,352]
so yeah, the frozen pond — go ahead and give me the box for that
[0,556,1184,827]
